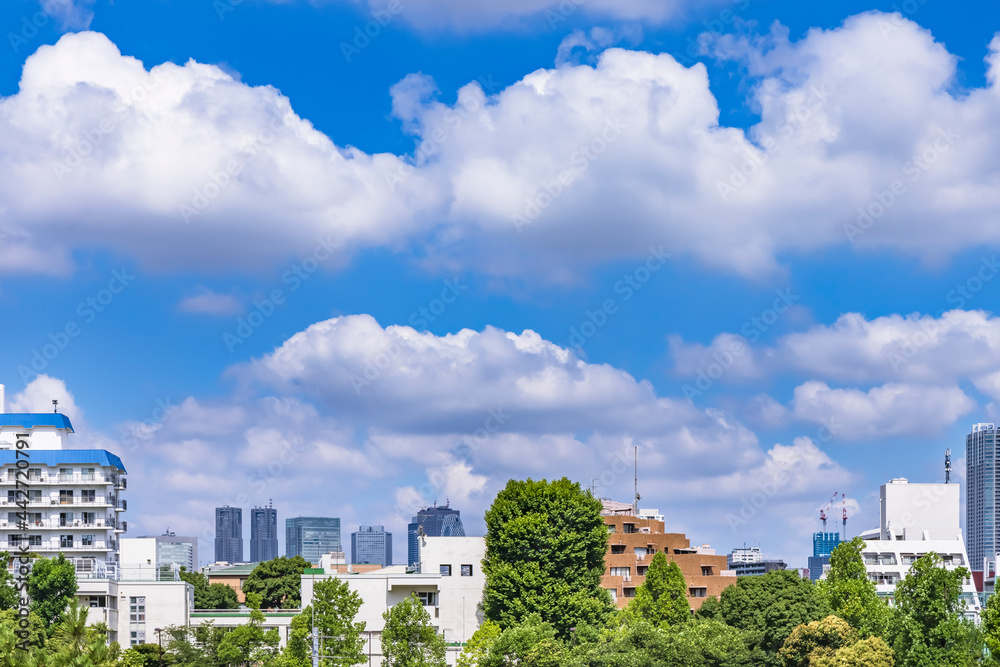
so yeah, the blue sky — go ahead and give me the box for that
[2,0,1000,566]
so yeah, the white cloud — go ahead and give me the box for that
[3,16,1000,280]
[177,287,243,316]
[7,374,83,423]
[791,381,975,440]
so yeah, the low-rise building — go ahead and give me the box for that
[301,535,485,665]
[860,478,981,620]
[600,503,734,610]
[727,547,787,576]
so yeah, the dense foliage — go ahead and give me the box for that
[242,556,312,609]
[482,478,613,638]
[178,567,240,610]
[381,593,447,667]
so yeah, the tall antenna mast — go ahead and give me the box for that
[945,449,952,484]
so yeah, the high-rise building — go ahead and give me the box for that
[250,506,278,563]
[407,504,465,568]
[726,546,787,576]
[808,532,842,581]
[215,506,243,563]
[352,524,392,566]
[286,517,341,565]
[0,409,128,571]
[129,531,199,571]
[967,423,998,570]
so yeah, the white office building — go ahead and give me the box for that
[124,533,199,572]
[860,478,981,619]
[302,536,485,665]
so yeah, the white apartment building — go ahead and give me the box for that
[860,478,982,619]
[301,536,485,665]
[0,409,126,573]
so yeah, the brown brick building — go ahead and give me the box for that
[600,504,735,611]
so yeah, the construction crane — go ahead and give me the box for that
[819,491,839,531]
[945,449,952,484]
[841,493,848,541]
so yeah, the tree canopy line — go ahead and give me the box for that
[3,477,1000,666]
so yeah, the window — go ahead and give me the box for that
[440,565,452,576]
[59,490,74,505]
[416,592,437,606]
[60,535,74,549]
[82,535,94,546]
[701,566,713,576]
[689,587,707,598]
[607,588,617,602]
[622,523,637,534]
[634,547,648,557]
[636,566,648,576]
[610,567,630,577]
[28,535,40,546]
[607,526,616,534]
[82,512,95,526]
[59,512,73,527]
[81,490,95,503]
[461,564,473,576]
[130,597,146,622]
[27,469,40,481]
[59,468,73,481]
[89,596,107,608]
[611,545,626,554]
[81,468,95,481]
[623,587,636,598]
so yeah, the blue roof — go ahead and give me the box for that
[0,413,74,432]
[0,450,125,472]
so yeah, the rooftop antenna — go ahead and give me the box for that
[633,446,640,516]
[52,399,58,413]
[945,449,952,484]
[841,493,848,541]
[588,478,600,499]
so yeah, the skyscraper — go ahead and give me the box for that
[215,506,243,563]
[250,506,278,563]
[407,504,465,567]
[808,532,841,581]
[286,517,341,565]
[352,524,392,566]
[967,423,998,570]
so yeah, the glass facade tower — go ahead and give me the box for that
[286,517,341,565]
[967,423,998,570]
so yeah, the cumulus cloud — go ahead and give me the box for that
[7,374,83,423]
[790,381,975,440]
[3,15,1000,280]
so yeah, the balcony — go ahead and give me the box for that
[0,518,113,530]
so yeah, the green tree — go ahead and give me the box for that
[0,608,46,650]
[165,622,226,667]
[482,478,613,639]
[309,578,367,667]
[983,591,1000,666]
[624,554,690,628]
[693,595,722,622]
[381,594,446,667]
[890,552,980,667]
[27,553,78,636]
[811,636,894,667]
[457,621,501,667]
[0,552,19,611]
[242,556,311,609]
[778,616,857,667]
[819,538,890,638]
[717,569,830,666]
[179,568,240,610]
[480,614,563,667]
[217,592,280,666]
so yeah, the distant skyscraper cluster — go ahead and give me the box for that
[352,524,392,566]
[408,504,465,567]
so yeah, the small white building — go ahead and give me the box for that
[301,535,485,665]
[860,478,981,620]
